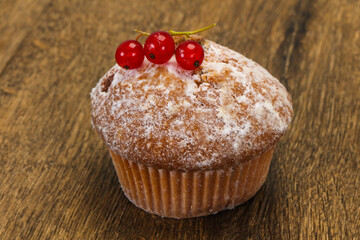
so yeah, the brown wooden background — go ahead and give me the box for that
[0,0,359,239]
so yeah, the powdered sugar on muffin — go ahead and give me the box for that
[91,35,292,170]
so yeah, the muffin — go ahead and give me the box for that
[91,35,293,218]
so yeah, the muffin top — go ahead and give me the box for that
[91,35,293,171]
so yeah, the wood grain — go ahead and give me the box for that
[0,0,51,76]
[0,0,359,239]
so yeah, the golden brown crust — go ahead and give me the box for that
[91,35,292,171]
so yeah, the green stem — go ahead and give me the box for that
[134,29,150,35]
[134,29,150,41]
[168,23,216,36]
[133,23,216,40]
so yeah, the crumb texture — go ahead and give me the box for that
[91,36,293,170]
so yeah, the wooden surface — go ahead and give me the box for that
[0,0,359,239]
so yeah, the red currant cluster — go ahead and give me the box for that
[115,24,216,71]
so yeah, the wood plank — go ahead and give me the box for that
[0,0,51,76]
[0,0,359,239]
[279,0,360,238]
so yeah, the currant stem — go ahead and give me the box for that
[134,29,150,41]
[134,23,216,40]
[135,34,143,41]
[168,23,216,36]
[134,29,150,35]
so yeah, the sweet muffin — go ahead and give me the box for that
[91,35,293,218]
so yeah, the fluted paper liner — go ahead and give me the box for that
[109,148,274,218]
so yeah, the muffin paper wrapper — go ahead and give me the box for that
[109,148,273,218]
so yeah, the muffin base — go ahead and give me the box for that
[109,148,274,218]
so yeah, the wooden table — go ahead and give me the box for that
[1,0,359,239]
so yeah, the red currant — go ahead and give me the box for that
[144,31,175,64]
[115,40,144,69]
[175,40,204,70]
